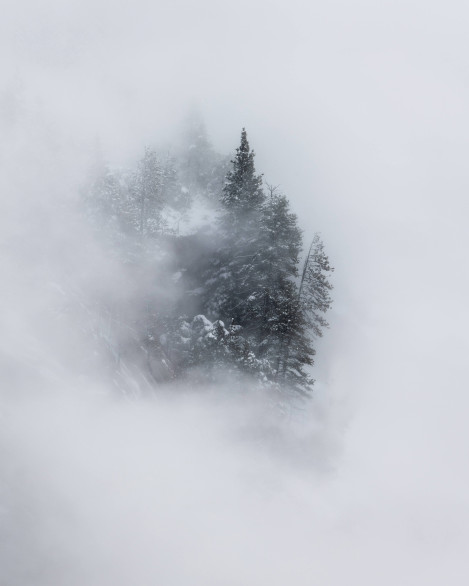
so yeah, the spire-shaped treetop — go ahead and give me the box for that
[222,128,265,213]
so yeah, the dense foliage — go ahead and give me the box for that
[83,120,333,398]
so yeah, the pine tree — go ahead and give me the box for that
[276,233,333,394]
[299,233,334,338]
[221,128,265,216]
[277,295,315,394]
[254,188,302,360]
[126,147,164,238]
[203,129,266,326]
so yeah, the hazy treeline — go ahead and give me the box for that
[82,117,333,399]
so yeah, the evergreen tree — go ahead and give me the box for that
[276,233,333,393]
[221,128,265,216]
[276,294,315,394]
[126,147,164,238]
[299,233,334,338]
[203,129,266,327]
[254,188,302,359]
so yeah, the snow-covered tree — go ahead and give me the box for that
[202,129,266,326]
[254,189,303,369]
[81,122,333,400]
[126,147,165,238]
[221,128,265,215]
[299,233,334,338]
[276,233,334,393]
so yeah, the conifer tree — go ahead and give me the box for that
[299,233,334,338]
[203,129,266,326]
[127,147,164,238]
[254,188,302,360]
[221,128,265,216]
[276,233,333,393]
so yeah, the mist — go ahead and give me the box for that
[1,0,469,583]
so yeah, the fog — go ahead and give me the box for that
[1,0,469,583]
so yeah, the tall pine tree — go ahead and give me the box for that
[126,147,164,238]
[203,129,266,327]
[299,233,334,338]
[277,233,334,394]
[221,128,265,216]
[255,188,302,360]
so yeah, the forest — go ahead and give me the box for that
[83,119,333,399]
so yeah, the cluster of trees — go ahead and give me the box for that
[84,122,333,398]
